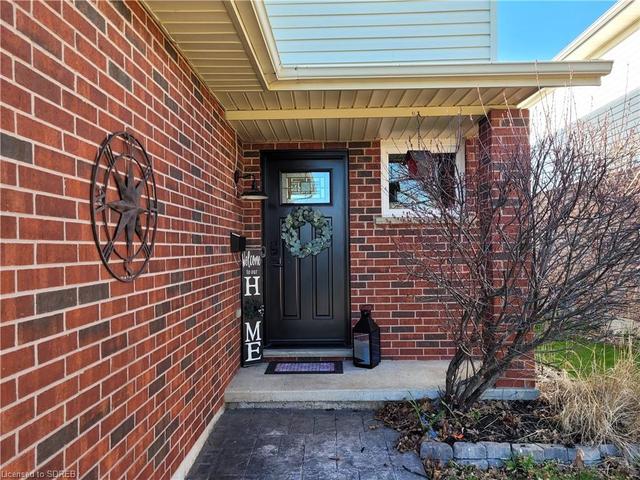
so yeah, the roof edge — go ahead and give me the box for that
[267,60,612,91]
[555,0,640,60]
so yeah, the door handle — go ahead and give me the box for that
[269,241,282,267]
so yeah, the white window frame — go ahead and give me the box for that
[380,139,466,218]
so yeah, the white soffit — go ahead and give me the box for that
[143,1,614,142]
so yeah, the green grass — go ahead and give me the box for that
[537,338,639,376]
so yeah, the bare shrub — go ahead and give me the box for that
[393,107,640,411]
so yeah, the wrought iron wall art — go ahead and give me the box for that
[91,131,158,282]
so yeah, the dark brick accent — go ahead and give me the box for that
[184,386,195,404]
[37,419,78,464]
[179,133,191,149]
[75,0,105,33]
[391,311,415,318]
[191,73,201,90]
[205,246,213,255]
[152,69,168,92]
[147,433,165,462]
[154,442,169,467]
[196,332,206,345]
[192,211,202,222]
[170,271,184,284]
[17,314,63,343]
[185,316,196,329]
[390,326,414,333]
[36,288,77,314]
[164,38,177,62]
[154,413,170,436]
[79,321,110,346]
[180,354,192,370]
[78,283,109,304]
[192,234,202,244]
[101,332,127,358]
[156,357,171,375]
[1,133,33,163]
[81,467,98,480]
[108,60,132,91]
[193,87,203,104]
[110,0,131,22]
[164,94,178,114]
[149,317,166,334]
[110,415,134,447]
[190,164,202,178]
[148,375,165,397]
[166,418,178,438]
[169,166,182,181]
[155,301,171,317]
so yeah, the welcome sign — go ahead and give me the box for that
[241,250,264,366]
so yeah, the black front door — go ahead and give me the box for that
[262,150,349,346]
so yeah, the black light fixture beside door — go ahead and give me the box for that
[234,169,269,201]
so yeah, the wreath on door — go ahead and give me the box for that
[281,206,332,258]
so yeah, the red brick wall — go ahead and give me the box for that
[242,133,534,388]
[1,1,243,478]
[478,109,535,388]
[242,142,456,359]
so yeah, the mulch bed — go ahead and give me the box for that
[375,398,579,453]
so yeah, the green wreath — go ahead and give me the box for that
[281,206,332,258]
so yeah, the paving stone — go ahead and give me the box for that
[420,441,453,464]
[453,441,487,459]
[356,467,397,480]
[388,450,425,472]
[478,441,511,459]
[456,459,489,470]
[186,408,426,480]
[541,443,569,462]
[512,443,544,463]
[599,444,621,457]
[487,458,506,468]
[568,446,601,465]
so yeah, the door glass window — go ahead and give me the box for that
[280,171,330,204]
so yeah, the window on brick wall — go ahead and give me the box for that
[381,139,465,217]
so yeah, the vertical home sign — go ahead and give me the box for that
[241,250,264,366]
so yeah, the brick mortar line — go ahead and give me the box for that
[0,262,241,299]
[0,278,241,356]
[0,304,236,443]
[3,8,222,134]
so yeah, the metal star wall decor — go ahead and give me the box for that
[91,131,158,282]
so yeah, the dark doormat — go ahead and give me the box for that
[264,361,343,374]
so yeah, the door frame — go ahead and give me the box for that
[260,149,351,348]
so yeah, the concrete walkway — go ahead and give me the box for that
[186,408,426,480]
[225,360,538,407]
[225,360,449,406]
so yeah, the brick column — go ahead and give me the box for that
[477,109,535,388]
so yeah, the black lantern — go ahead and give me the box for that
[352,304,381,369]
[234,169,268,201]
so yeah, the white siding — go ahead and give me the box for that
[263,0,494,65]
[531,28,640,144]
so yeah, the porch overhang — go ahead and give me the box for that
[142,0,613,142]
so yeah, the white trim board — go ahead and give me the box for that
[171,406,225,480]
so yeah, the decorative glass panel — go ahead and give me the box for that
[280,171,330,204]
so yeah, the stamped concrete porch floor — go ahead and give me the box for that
[186,408,426,480]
